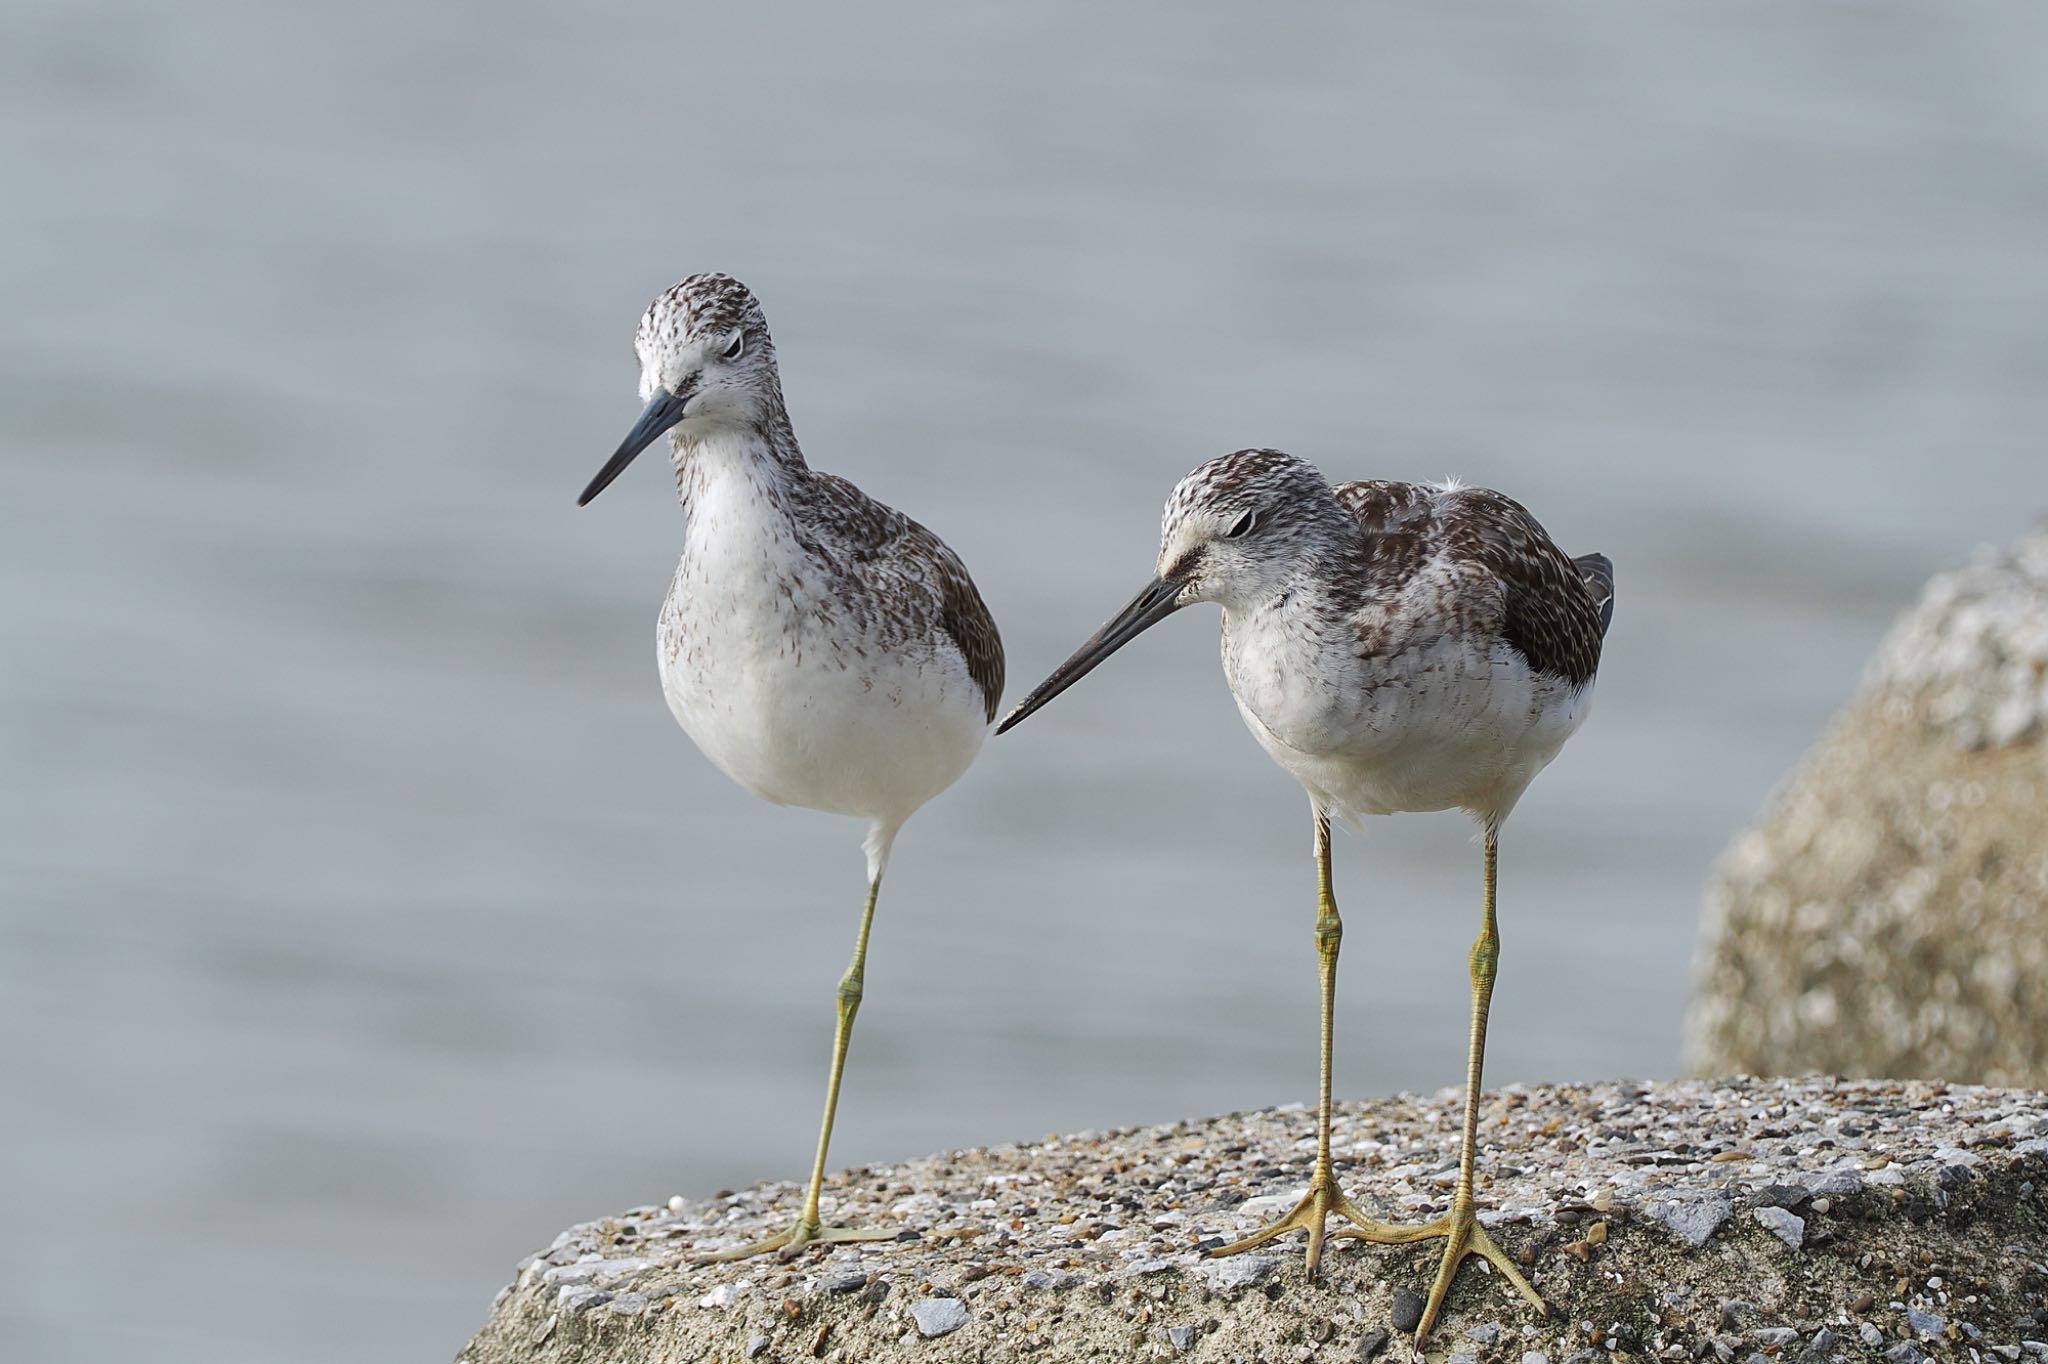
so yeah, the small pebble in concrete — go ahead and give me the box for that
[1907,1307,1945,1337]
[1354,1327,1389,1359]
[1390,1287,1424,1333]
[1167,1324,1197,1353]
[1648,1195,1733,1247]
[1195,1256,1279,1293]
[1753,1326,1797,1347]
[556,1286,611,1313]
[824,1271,867,1293]
[1464,1321,1500,1343]
[1860,1322,1885,1347]
[1751,1206,1805,1248]
[1748,1183,1804,1209]
[909,1297,969,1338]
[744,1335,770,1358]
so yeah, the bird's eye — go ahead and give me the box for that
[1223,510,1259,539]
[723,333,745,361]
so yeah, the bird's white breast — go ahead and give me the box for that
[656,447,986,826]
[1221,591,1592,827]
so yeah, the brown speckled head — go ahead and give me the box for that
[1155,448,1356,606]
[633,273,783,419]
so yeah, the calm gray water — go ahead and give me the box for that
[6,3,2048,1360]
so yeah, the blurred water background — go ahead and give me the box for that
[6,3,2048,1360]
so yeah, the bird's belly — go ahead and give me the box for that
[1234,640,1592,823]
[658,587,986,825]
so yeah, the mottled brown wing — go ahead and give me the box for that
[802,473,1005,721]
[1330,479,1440,586]
[1436,487,1608,684]
[1574,552,1616,638]
[1332,479,1435,534]
[907,522,1005,723]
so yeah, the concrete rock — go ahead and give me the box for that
[1689,522,2048,1085]
[457,1078,2048,1364]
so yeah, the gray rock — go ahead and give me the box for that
[1521,1353,1550,1364]
[1194,1255,1279,1293]
[1809,1327,1837,1354]
[909,1297,969,1338]
[1648,1194,1733,1247]
[1390,1286,1424,1333]
[824,1271,868,1293]
[1747,1184,1805,1210]
[1860,1321,1885,1347]
[1753,1327,1798,1347]
[1906,1307,1945,1337]
[555,1285,611,1313]
[1688,522,2048,1087]
[1886,1344,1926,1364]
[1751,1206,1805,1248]
[1166,1324,1197,1353]
[1464,1321,1500,1343]
[1803,1169,1863,1197]
[1355,1327,1390,1359]
[744,1335,769,1359]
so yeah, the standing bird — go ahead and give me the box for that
[998,449,1611,1343]
[577,274,1003,1260]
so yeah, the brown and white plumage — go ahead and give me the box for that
[582,273,1003,869]
[1336,477,1611,685]
[1004,448,1610,827]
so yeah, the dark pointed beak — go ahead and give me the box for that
[577,387,694,506]
[995,575,1188,735]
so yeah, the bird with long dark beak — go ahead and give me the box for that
[580,273,1004,1261]
[1000,448,1613,1346]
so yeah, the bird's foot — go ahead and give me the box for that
[689,1216,895,1264]
[1204,1169,1396,1279]
[1335,1202,1546,1345]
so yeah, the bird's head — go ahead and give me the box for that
[578,273,783,505]
[996,448,1338,735]
[1152,448,1336,610]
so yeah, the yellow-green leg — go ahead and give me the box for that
[1334,824,1546,1344]
[1207,809,1418,1276]
[693,875,896,1262]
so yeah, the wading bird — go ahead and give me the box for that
[578,274,1003,1259]
[997,448,1611,1343]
